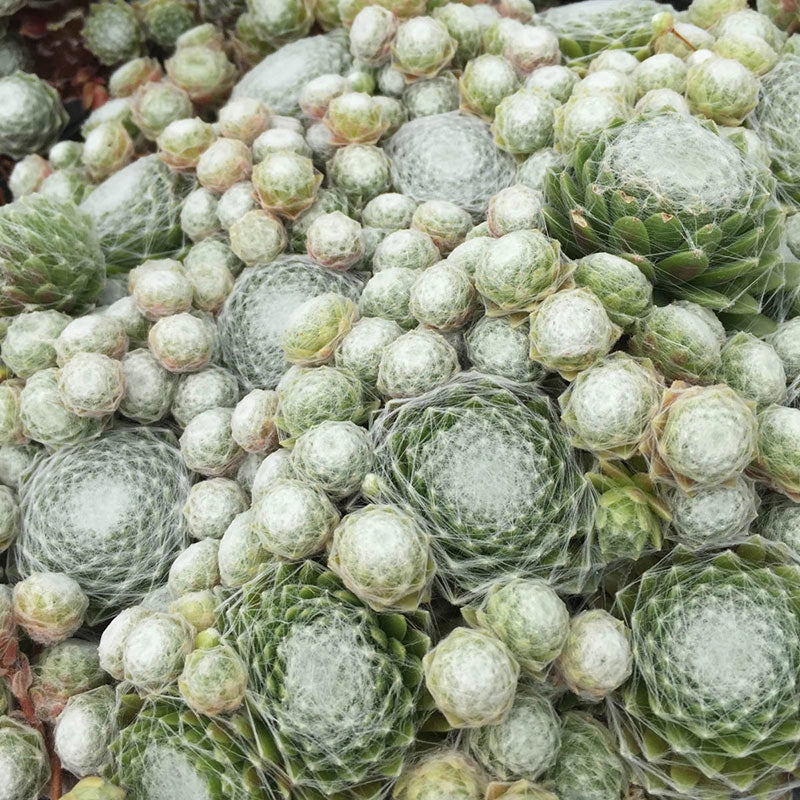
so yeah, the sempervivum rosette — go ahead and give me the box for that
[611,539,800,799]
[540,0,663,70]
[543,112,782,324]
[369,372,592,600]
[0,715,50,800]
[0,195,106,318]
[218,256,362,390]
[80,155,194,274]
[10,427,191,623]
[111,691,270,800]
[221,560,430,798]
[384,112,516,215]
[752,55,800,203]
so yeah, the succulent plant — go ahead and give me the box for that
[572,252,653,330]
[540,0,660,68]
[117,349,176,424]
[112,692,265,799]
[219,256,362,390]
[54,685,117,777]
[57,352,125,418]
[121,610,194,690]
[165,44,237,106]
[251,477,338,560]
[177,628,247,716]
[584,459,666,562]
[750,404,800,500]
[377,327,460,399]
[80,156,193,274]
[334,316,404,386]
[8,154,50,200]
[2,310,71,379]
[487,782,559,800]
[668,475,759,549]
[469,687,561,781]
[305,211,364,271]
[275,365,373,441]
[643,381,759,492]
[20,367,106,447]
[612,541,800,798]
[232,33,351,116]
[752,55,800,202]
[463,578,569,680]
[30,637,109,722]
[0,716,50,800]
[474,229,564,316]
[82,0,144,66]
[55,315,128,366]
[221,560,430,795]
[328,143,393,210]
[371,373,591,599]
[557,609,633,701]
[529,288,622,380]
[629,301,725,385]
[769,317,800,383]
[551,712,629,800]
[281,292,359,367]
[423,626,518,728]
[487,185,545,238]
[12,571,88,646]
[108,57,162,98]
[0,71,67,160]
[719,331,787,406]
[11,428,190,623]
[0,195,106,318]
[386,112,516,215]
[328,503,434,612]
[560,353,662,460]
[137,0,197,48]
[465,316,540,384]
[394,749,487,800]
[60,777,126,800]
[544,112,781,318]
[391,16,457,80]
[130,80,194,141]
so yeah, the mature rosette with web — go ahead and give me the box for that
[540,0,665,70]
[752,55,800,205]
[111,691,270,800]
[611,539,800,799]
[10,428,191,623]
[384,112,517,215]
[0,195,106,317]
[221,560,430,799]
[80,155,194,274]
[544,112,786,330]
[369,373,593,600]
[218,255,363,390]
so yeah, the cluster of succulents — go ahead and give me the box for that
[0,0,799,798]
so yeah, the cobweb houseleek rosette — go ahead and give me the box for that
[111,690,273,800]
[540,0,664,70]
[752,55,800,204]
[218,256,363,391]
[369,372,594,601]
[220,560,431,799]
[80,155,194,274]
[610,538,800,799]
[543,112,783,321]
[9,427,191,623]
[0,195,106,317]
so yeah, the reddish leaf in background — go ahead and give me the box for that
[15,0,107,106]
